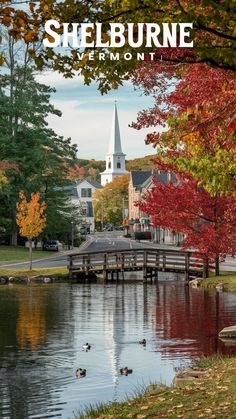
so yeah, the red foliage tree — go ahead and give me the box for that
[138,167,236,275]
[133,56,235,275]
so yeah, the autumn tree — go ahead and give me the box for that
[133,62,236,195]
[138,169,236,275]
[93,174,129,228]
[0,1,235,93]
[131,46,235,274]
[16,191,46,270]
[126,155,155,172]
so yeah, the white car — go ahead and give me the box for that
[43,240,63,251]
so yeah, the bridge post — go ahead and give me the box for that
[162,253,166,271]
[86,256,90,277]
[103,253,108,281]
[143,250,147,281]
[121,254,125,280]
[68,255,73,279]
[185,253,190,281]
[155,251,159,280]
[82,255,86,273]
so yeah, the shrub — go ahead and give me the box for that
[134,231,152,240]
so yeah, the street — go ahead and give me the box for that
[2,231,236,272]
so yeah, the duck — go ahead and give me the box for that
[82,343,91,351]
[139,339,146,345]
[120,367,133,376]
[76,368,86,378]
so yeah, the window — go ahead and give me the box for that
[87,201,93,217]
[117,162,121,169]
[81,188,92,198]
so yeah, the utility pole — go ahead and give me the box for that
[101,199,104,231]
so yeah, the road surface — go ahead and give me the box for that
[1,232,236,272]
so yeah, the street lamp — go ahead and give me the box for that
[71,221,74,249]
[101,199,104,231]
[122,197,128,224]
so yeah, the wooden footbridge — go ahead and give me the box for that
[68,248,208,282]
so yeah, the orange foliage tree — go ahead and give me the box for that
[93,174,129,228]
[16,191,46,270]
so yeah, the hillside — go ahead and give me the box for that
[74,155,155,182]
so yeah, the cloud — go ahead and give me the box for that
[37,69,159,160]
[36,70,83,88]
[47,99,158,159]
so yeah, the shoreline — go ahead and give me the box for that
[78,356,236,418]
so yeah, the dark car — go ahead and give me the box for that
[43,240,63,251]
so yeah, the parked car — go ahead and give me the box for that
[43,240,63,251]
[114,226,124,231]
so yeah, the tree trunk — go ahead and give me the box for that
[203,256,209,278]
[29,239,33,270]
[11,229,18,246]
[215,255,220,276]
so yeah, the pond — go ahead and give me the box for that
[0,280,236,418]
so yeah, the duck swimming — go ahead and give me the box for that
[82,343,91,351]
[139,339,146,345]
[76,368,86,378]
[120,367,133,376]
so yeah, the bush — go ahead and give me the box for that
[134,231,152,241]
[73,237,85,247]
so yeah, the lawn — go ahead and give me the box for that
[0,245,58,264]
[201,271,236,292]
[0,266,68,278]
[78,356,236,418]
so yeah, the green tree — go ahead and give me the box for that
[0,66,78,244]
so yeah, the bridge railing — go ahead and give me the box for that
[68,248,206,279]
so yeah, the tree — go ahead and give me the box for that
[0,65,78,244]
[0,1,235,93]
[138,168,236,275]
[93,174,129,227]
[0,160,17,189]
[16,191,46,270]
[132,62,236,195]
[132,58,235,274]
[126,155,155,171]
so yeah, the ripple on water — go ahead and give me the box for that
[0,281,236,418]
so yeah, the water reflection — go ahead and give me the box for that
[16,288,46,351]
[0,281,236,418]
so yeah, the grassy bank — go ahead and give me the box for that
[201,271,236,292]
[0,266,68,278]
[79,356,236,419]
[0,245,58,264]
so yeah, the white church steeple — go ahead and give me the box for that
[101,102,128,186]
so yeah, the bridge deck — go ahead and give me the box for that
[68,248,207,281]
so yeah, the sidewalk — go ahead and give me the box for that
[125,236,236,272]
[123,235,183,251]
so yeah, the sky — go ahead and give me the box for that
[36,71,158,160]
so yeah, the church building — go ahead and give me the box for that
[100,103,128,186]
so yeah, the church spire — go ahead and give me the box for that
[108,102,122,154]
[100,102,127,186]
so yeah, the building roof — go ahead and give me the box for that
[131,170,175,191]
[130,171,152,188]
[75,178,102,189]
[141,171,170,189]
[108,103,124,155]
